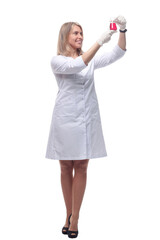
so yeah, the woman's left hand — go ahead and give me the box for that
[112,15,127,30]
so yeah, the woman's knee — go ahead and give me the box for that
[74,159,89,174]
[59,160,74,174]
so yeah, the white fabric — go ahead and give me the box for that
[45,44,126,160]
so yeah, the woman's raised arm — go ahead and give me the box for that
[118,32,126,50]
[82,15,127,65]
[113,15,127,51]
[82,29,116,65]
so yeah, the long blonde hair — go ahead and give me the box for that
[57,22,84,56]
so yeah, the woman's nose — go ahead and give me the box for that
[78,33,83,39]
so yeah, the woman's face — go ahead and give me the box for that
[68,25,83,50]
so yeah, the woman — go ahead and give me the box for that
[45,15,127,238]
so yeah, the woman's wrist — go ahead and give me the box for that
[118,30,126,50]
[119,29,127,33]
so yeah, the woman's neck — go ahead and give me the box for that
[69,47,79,59]
[70,52,79,59]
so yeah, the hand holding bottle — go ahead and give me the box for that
[112,15,127,31]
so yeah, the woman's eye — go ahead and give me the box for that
[73,32,83,36]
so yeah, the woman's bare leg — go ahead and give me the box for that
[59,160,74,228]
[69,159,89,235]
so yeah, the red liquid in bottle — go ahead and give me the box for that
[110,22,117,30]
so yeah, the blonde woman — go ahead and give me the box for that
[45,16,127,238]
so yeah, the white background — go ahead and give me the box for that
[0,0,160,239]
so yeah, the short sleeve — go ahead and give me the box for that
[94,44,126,70]
[50,55,87,74]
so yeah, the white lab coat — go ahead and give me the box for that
[45,44,126,160]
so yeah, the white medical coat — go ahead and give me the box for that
[45,44,126,160]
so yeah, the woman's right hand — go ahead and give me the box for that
[112,15,127,31]
[97,29,117,46]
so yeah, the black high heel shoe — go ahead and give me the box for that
[68,215,78,238]
[62,214,72,235]
[68,230,79,238]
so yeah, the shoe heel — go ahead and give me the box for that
[62,214,72,235]
[68,214,72,225]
